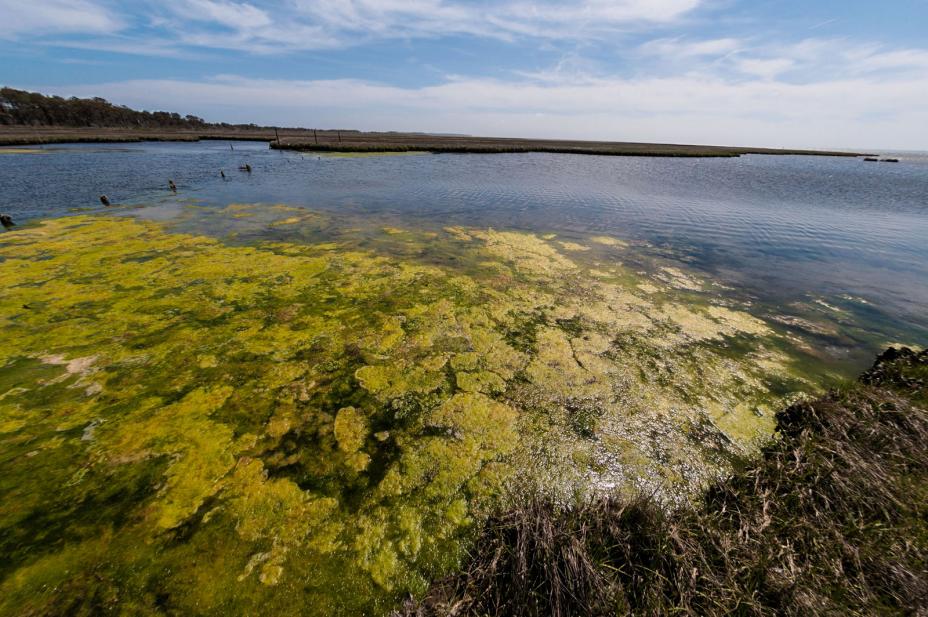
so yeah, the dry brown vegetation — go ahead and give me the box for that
[0,126,863,158]
[271,132,862,158]
[399,347,928,617]
[0,126,281,145]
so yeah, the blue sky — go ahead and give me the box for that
[2,0,927,149]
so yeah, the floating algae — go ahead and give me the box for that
[0,148,50,155]
[0,210,811,615]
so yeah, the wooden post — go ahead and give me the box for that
[314,129,318,144]
[274,127,280,145]
[338,130,342,143]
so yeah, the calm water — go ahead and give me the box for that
[2,141,926,371]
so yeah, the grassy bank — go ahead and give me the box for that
[400,347,928,616]
[0,126,864,158]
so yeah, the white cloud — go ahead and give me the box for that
[0,0,123,38]
[179,0,272,30]
[121,0,709,53]
[639,37,742,58]
[513,0,702,26]
[0,0,706,53]
[46,37,197,59]
[635,35,928,84]
[849,48,928,73]
[770,38,928,79]
[735,58,795,79]
[46,67,928,150]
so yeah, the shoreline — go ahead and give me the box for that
[0,127,866,158]
[402,347,928,616]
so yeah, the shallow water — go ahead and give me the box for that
[0,141,926,614]
[2,141,926,368]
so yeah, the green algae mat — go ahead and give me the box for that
[0,207,811,615]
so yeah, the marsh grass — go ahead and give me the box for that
[400,347,928,616]
[272,140,861,158]
[0,126,863,158]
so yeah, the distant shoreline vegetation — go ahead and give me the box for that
[0,87,866,158]
[0,87,252,130]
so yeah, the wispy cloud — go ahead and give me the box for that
[639,37,742,59]
[735,57,794,80]
[809,17,839,31]
[177,0,272,31]
[745,39,928,81]
[294,0,705,35]
[635,34,928,84]
[0,0,124,39]
[15,0,707,54]
[46,37,199,59]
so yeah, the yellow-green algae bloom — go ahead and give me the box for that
[0,148,50,155]
[0,210,810,615]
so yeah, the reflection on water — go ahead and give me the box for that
[1,140,926,369]
[1,142,927,614]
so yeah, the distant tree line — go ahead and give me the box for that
[0,87,261,129]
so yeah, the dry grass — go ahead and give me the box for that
[273,133,862,158]
[0,127,279,145]
[399,348,928,616]
[0,126,863,158]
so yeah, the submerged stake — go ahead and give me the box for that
[169,180,177,193]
